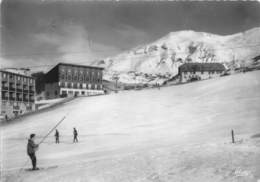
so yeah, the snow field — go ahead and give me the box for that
[1,71,260,181]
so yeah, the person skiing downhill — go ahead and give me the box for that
[27,134,39,170]
[73,128,78,143]
[54,129,60,144]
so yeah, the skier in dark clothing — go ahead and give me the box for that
[73,128,78,143]
[27,134,39,170]
[54,129,60,144]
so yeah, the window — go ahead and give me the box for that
[46,92,49,97]
[3,73,6,78]
[55,90,58,96]
[79,76,83,82]
[85,75,89,82]
[62,91,67,95]
[61,74,65,80]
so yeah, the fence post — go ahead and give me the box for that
[231,129,235,143]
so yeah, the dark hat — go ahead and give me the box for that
[30,134,36,138]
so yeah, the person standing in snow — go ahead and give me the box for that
[54,129,60,144]
[73,128,78,143]
[27,134,39,170]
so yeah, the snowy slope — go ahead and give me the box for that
[97,27,260,84]
[1,71,260,182]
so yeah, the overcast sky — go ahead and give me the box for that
[1,0,260,71]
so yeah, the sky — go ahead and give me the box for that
[1,0,260,72]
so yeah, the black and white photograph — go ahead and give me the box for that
[0,0,260,181]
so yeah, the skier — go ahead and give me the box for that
[73,128,78,143]
[27,134,39,170]
[54,129,59,144]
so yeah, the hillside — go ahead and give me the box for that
[1,71,260,182]
[96,27,260,84]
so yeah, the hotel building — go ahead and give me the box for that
[44,63,104,99]
[0,70,36,121]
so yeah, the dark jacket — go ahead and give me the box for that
[55,131,59,137]
[73,129,78,136]
[27,139,38,155]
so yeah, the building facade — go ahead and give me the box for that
[178,63,226,83]
[44,63,104,99]
[0,70,36,121]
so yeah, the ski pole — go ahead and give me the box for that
[38,115,66,145]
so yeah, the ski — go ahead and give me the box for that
[24,165,58,171]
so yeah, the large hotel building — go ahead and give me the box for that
[44,63,104,99]
[0,70,36,121]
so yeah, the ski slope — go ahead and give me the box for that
[1,71,260,182]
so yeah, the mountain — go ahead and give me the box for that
[95,27,260,84]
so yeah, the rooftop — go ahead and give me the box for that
[57,62,104,70]
[0,69,34,79]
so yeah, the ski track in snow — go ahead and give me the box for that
[1,71,260,182]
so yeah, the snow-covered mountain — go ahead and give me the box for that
[95,27,260,84]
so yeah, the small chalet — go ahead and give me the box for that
[178,63,226,83]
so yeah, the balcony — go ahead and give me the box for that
[1,86,8,90]
[29,89,35,94]
[23,98,29,102]
[9,87,15,91]
[23,88,29,92]
[17,88,23,92]
[10,97,16,101]
[1,96,8,100]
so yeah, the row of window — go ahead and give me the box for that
[2,101,34,107]
[2,91,34,102]
[61,90,102,96]
[2,83,34,91]
[59,82,103,90]
[2,73,34,83]
[183,70,223,75]
[60,67,102,76]
[59,74,102,83]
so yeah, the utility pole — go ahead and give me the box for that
[113,74,119,93]
[115,77,118,93]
